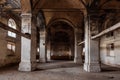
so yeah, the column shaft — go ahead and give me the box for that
[39,31,47,62]
[19,13,37,71]
[84,16,101,72]
[74,29,82,64]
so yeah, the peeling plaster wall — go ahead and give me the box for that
[100,29,120,67]
[0,17,21,67]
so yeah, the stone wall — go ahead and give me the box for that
[0,17,21,67]
[100,29,120,67]
[51,42,72,60]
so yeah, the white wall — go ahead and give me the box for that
[100,29,120,67]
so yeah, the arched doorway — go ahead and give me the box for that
[46,21,75,61]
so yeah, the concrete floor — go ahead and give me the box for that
[0,61,120,80]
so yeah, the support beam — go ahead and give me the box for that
[91,22,120,39]
[78,41,85,46]
[78,22,120,45]
[0,21,30,39]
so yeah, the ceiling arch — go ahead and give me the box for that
[47,20,75,42]
[44,11,84,28]
[47,18,75,30]
[101,0,120,9]
[31,0,87,15]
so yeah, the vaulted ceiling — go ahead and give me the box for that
[1,0,120,13]
[0,0,120,29]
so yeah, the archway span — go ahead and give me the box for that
[47,18,75,30]
[46,20,75,61]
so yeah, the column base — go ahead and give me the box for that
[40,58,46,63]
[47,58,51,62]
[18,61,36,72]
[74,57,82,64]
[84,63,101,72]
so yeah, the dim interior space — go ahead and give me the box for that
[0,0,120,80]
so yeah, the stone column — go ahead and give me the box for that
[16,28,21,62]
[84,15,101,72]
[31,15,37,69]
[74,29,82,64]
[39,30,47,63]
[19,13,36,71]
[47,40,51,61]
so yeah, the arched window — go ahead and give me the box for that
[8,19,16,38]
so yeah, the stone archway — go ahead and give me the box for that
[46,20,75,61]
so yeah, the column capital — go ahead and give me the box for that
[21,13,32,34]
[21,13,32,18]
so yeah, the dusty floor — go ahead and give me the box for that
[0,61,120,80]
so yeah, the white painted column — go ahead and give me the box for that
[84,16,101,72]
[19,13,36,71]
[74,29,82,64]
[39,31,47,62]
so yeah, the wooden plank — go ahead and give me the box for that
[0,21,31,39]
[78,41,85,46]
